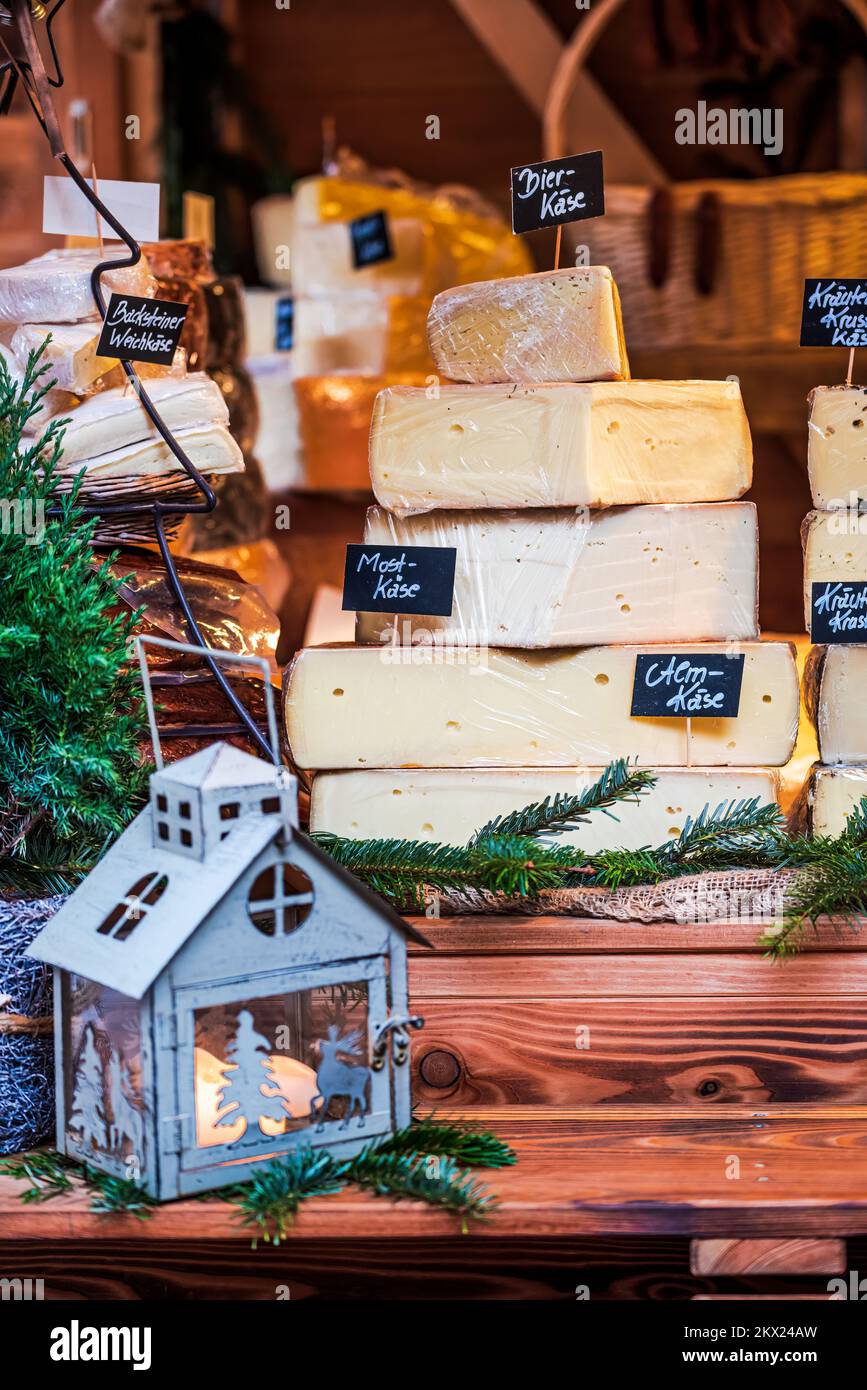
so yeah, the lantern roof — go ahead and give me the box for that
[154,743,284,792]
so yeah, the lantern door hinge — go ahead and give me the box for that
[371,1012,425,1071]
[159,1113,187,1155]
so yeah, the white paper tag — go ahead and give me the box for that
[43,176,160,242]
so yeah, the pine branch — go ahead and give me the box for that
[83,1168,156,1221]
[0,1150,76,1202]
[221,1150,347,1246]
[470,759,657,841]
[344,1148,497,1227]
[383,1117,517,1169]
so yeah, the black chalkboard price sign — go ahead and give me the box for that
[800,279,867,349]
[811,581,867,641]
[630,652,745,719]
[349,210,394,269]
[275,295,294,351]
[96,292,188,366]
[343,544,457,616]
[510,150,604,235]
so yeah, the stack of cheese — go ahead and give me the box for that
[797,385,867,834]
[0,248,244,543]
[285,265,800,854]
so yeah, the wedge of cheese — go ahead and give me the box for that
[802,510,867,636]
[0,248,154,324]
[807,385,867,509]
[291,218,427,298]
[284,642,799,769]
[356,502,759,648]
[808,765,867,835]
[310,766,781,851]
[369,380,753,514]
[427,266,629,384]
[11,322,117,394]
[55,423,244,485]
[803,644,867,763]
[30,374,230,466]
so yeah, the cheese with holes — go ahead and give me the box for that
[310,766,781,851]
[356,502,759,647]
[11,322,117,393]
[804,644,867,763]
[803,510,867,635]
[427,266,629,384]
[807,385,867,509]
[0,248,154,323]
[808,765,867,835]
[369,381,753,514]
[284,642,799,769]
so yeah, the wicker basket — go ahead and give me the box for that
[544,0,867,349]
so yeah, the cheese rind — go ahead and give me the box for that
[807,385,867,509]
[356,502,759,647]
[369,381,753,513]
[0,249,154,324]
[11,322,117,393]
[809,764,867,835]
[804,644,867,763]
[284,642,799,769]
[310,766,781,851]
[428,266,629,384]
[802,510,867,635]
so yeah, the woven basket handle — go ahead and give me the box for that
[543,0,867,163]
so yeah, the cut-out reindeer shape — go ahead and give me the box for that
[311,1026,370,1130]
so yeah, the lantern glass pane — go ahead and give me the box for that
[62,974,145,1173]
[193,981,370,1147]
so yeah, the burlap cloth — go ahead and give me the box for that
[420,867,802,923]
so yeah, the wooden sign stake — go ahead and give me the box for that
[846,347,856,386]
[554,224,562,270]
[91,163,104,258]
[685,716,692,769]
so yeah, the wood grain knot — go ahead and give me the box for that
[418,1049,461,1089]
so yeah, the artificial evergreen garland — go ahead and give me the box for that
[313,763,867,958]
[0,346,146,896]
[0,1118,515,1242]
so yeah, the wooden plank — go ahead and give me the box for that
[406,916,864,955]
[4,1116,867,1239]
[410,952,867,998]
[411,997,867,1108]
[690,1238,845,1276]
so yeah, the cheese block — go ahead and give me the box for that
[294,291,389,376]
[29,374,229,466]
[369,381,753,514]
[291,218,428,298]
[11,322,117,393]
[802,509,867,636]
[807,765,867,836]
[0,249,154,324]
[284,642,799,769]
[54,423,244,486]
[807,385,867,509]
[427,266,629,384]
[803,644,867,763]
[356,502,759,648]
[310,766,781,851]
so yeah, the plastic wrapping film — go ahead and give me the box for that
[0,248,155,324]
[807,385,867,510]
[803,764,867,836]
[283,641,800,770]
[3,323,186,400]
[246,354,303,492]
[368,381,753,515]
[802,643,867,764]
[427,266,629,385]
[141,239,214,372]
[309,765,781,853]
[802,509,867,634]
[356,502,760,648]
[294,372,428,491]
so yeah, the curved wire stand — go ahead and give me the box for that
[0,0,273,758]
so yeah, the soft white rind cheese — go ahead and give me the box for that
[807,385,867,510]
[0,249,154,324]
[356,502,759,647]
[310,766,781,851]
[12,322,117,393]
[369,380,753,514]
[427,266,629,384]
[284,642,799,769]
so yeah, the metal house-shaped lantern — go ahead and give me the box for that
[27,640,427,1201]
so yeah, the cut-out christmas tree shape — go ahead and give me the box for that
[214,1008,290,1140]
[68,1024,108,1153]
[105,1049,144,1158]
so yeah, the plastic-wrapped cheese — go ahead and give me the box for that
[11,322,117,393]
[0,248,154,324]
[310,766,781,851]
[291,219,428,298]
[356,502,759,648]
[803,644,867,763]
[807,385,867,509]
[369,381,753,514]
[802,510,867,636]
[428,266,629,384]
[806,765,867,835]
[284,642,799,770]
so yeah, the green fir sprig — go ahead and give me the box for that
[471,758,656,841]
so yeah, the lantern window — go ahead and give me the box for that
[247,863,314,937]
[96,873,169,941]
